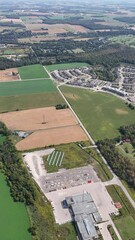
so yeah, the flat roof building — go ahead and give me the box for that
[65,192,102,240]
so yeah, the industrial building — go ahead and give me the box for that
[65,192,102,240]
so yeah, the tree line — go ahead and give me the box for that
[97,125,135,189]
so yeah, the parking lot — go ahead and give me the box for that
[40,165,99,193]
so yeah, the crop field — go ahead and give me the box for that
[0,107,78,131]
[0,68,19,82]
[0,79,56,97]
[0,173,31,240]
[16,125,88,151]
[26,23,89,35]
[0,92,64,113]
[0,106,87,151]
[60,86,135,140]
[46,62,89,72]
[18,64,50,79]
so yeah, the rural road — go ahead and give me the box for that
[44,66,135,240]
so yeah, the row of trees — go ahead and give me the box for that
[0,55,38,70]
[0,123,37,205]
[97,125,135,189]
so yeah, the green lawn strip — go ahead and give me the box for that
[60,85,135,140]
[0,92,65,112]
[0,79,57,97]
[114,215,135,240]
[0,172,31,240]
[44,142,92,173]
[106,185,135,240]
[84,148,113,181]
[45,62,89,72]
[121,180,135,201]
[106,185,135,218]
[107,225,119,240]
[18,64,50,79]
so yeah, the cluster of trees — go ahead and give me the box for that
[119,124,135,147]
[114,16,135,24]
[0,123,37,205]
[97,138,135,188]
[0,56,38,70]
[97,124,135,188]
[55,104,69,110]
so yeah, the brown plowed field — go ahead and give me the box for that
[26,23,89,34]
[0,107,88,150]
[16,125,88,151]
[0,107,78,131]
[0,68,19,81]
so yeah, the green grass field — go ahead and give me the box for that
[110,35,135,48]
[44,143,91,173]
[19,64,50,79]
[0,79,56,97]
[106,185,135,240]
[61,86,135,140]
[0,172,31,240]
[44,142,112,181]
[45,62,89,72]
[0,92,65,112]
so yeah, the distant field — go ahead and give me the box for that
[45,62,89,72]
[110,35,135,48]
[0,79,56,97]
[18,64,49,79]
[60,86,135,140]
[0,173,31,240]
[0,92,64,113]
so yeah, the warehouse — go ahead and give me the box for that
[65,192,102,240]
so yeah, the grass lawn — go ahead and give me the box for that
[45,62,89,72]
[0,79,56,97]
[60,86,135,140]
[44,142,91,173]
[114,215,135,240]
[43,142,112,181]
[106,185,135,240]
[18,64,50,79]
[0,172,31,240]
[0,92,65,112]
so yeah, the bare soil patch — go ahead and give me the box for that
[0,68,19,82]
[16,125,88,150]
[115,108,128,115]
